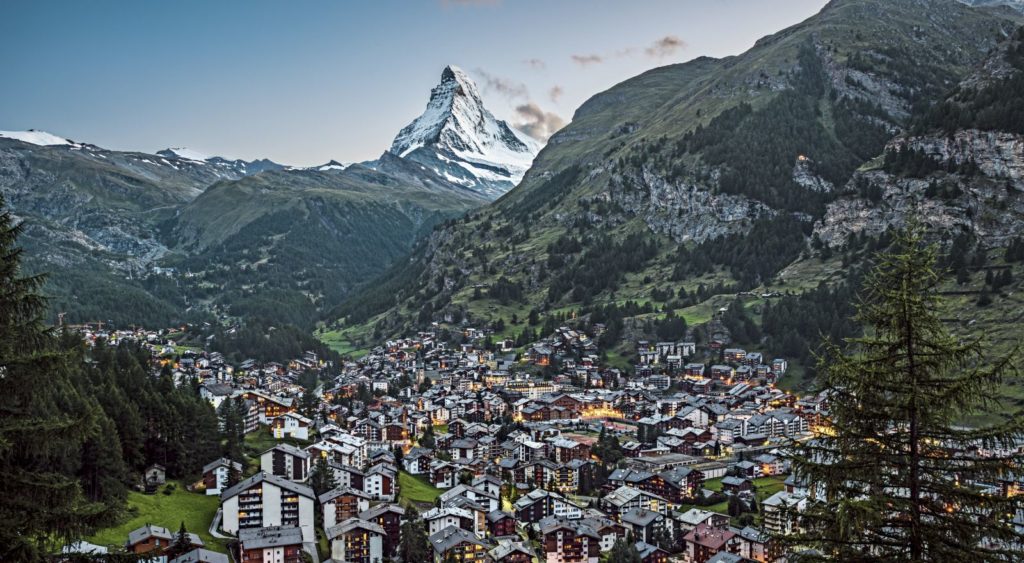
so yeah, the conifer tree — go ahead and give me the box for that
[167,522,191,558]
[309,454,337,497]
[786,225,1024,561]
[608,538,642,563]
[398,507,430,562]
[0,196,105,559]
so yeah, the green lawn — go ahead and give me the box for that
[432,423,449,434]
[317,328,370,358]
[399,471,443,504]
[753,476,787,502]
[87,482,225,553]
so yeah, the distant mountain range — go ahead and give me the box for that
[0,67,541,327]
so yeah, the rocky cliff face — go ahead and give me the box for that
[817,131,1024,247]
[609,167,774,243]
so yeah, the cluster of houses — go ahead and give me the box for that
[76,323,850,563]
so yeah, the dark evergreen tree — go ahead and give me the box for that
[608,538,642,563]
[398,507,431,562]
[786,225,1024,561]
[309,455,337,498]
[0,196,106,559]
[167,522,192,558]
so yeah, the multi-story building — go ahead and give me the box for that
[359,504,405,556]
[221,472,316,543]
[541,519,600,563]
[259,444,310,482]
[319,486,371,530]
[326,518,385,563]
[429,525,489,562]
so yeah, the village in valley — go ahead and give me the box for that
[65,317,851,563]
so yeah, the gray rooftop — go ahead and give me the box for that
[238,525,304,549]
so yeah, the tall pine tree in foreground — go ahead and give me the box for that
[0,195,103,559]
[787,226,1024,561]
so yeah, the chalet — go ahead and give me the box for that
[734,526,781,563]
[403,447,433,474]
[430,460,456,489]
[244,391,294,424]
[753,453,785,476]
[488,539,535,563]
[238,525,305,563]
[676,508,730,534]
[260,444,310,482]
[683,523,741,563]
[709,365,734,380]
[451,438,479,460]
[326,518,385,563]
[439,484,500,513]
[319,486,371,530]
[364,463,397,501]
[733,461,758,478]
[429,525,489,562]
[126,524,201,555]
[471,474,502,498]
[272,412,312,440]
[723,349,746,363]
[601,486,669,518]
[684,363,705,377]
[635,541,671,563]
[551,438,590,463]
[621,508,667,545]
[762,491,805,535]
[513,489,583,523]
[721,476,753,495]
[487,509,518,537]
[199,383,234,408]
[541,518,601,563]
[424,506,475,536]
[201,457,243,496]
[359,504,405,556]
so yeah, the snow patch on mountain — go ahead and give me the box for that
[158,147,212,162]
[387,65,542,198]
[0,130,80,147]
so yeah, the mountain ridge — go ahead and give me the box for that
[327,0,1024,388]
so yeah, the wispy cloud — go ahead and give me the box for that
[515,102,565,141]
[473,68,528,101]
[571,54,604,67]
[548,85,564,103]
[523,58,546,70]
[572,35,688,67]
[645,35,687,58]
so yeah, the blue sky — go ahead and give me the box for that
[0,0,828,166]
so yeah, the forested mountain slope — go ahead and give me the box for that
[329,0,1024,388]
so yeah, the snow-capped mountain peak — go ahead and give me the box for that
[0,129,81,147]
[387,65,542,198]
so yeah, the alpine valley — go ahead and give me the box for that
[0,65,539,329]
[10,1,1024,561]
[329,0,1024,404]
